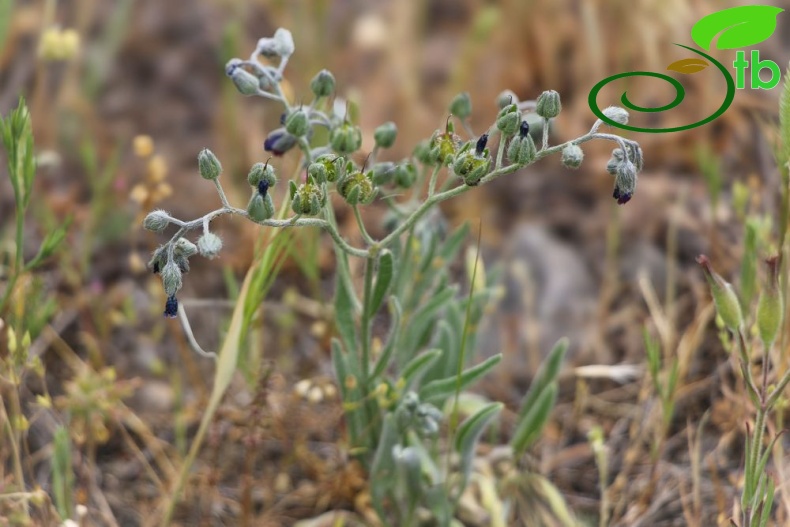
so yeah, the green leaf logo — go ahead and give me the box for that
[692,5,784,50]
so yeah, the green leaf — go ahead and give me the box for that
[419,354,502,402]
[740,220,758,311]
[334,270,359,354]
[517,338,567,420]
[439,223,470,262]
[400,285,457,357]
[757,477,776,527]
[25,218,72,270]
[454,402,502,495]
[369,250,393,317]
[691,6,784,50]
[331,338,365,450]
[401,348,442,390]
[163,264,253,522]
[511,382,558,455]
[371,297,402,379]
[52,426,73,520]
[369,413,399,518]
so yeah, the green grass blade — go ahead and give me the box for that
[160,267,253,525]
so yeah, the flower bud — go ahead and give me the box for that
[496,103,521,136]
[337,170,376,205]
[148,245,167,274]
[507,133,537,165]
[413,140,433,165]
[453,144,491,186]
[197,232,223,259]
[561,144,584,169]
[161,261,183,297]
[697,255,744,332]
[285,108,310,137]
[415,403,443,438]
[612,160,637,205]
[606,148,625,176]
[273,28,295,56]
[174,238,198,258]
[394,161,417,188]
[290,180,325,216]
[264,128,298,156]
[371,162,396,185]
[330,122,362,155]
[310,69,335,98]
[757,256,783,347]
[226,62,259,96]
[163,295,179,318]
[627,142,644,173]
[247,193,275,222]
[247,162,277,189]
[497,89,519,110]
[602,106,629,126]
[198,148,222,180]
[175,255,190,274]
[256,28,295,58]
[449,92,472,120]
[143,210,172,233]
[536,90,562,119]
[373,121,398,149]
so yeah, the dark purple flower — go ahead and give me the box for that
[258,179,270,196]
[164,295,178,318]
[475,133,489,156]
[519,120,530,138]
[613,187,632,205]
[264,128,297,156]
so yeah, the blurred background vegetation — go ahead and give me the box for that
[1,0,790,525]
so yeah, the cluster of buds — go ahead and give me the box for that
[606,143,643,205]
[247,161,277,222]
[507,121,537,165]
[396,392,444,438]
[454,133,491,186]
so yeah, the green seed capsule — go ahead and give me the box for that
[198,149,222,180]
[285,108,310,137]
[247,193,275,222]
[374,121,398,149]
[310,69,335,98]
[330,122,362,155]
[496,103,521,136]
[536,90,562,119]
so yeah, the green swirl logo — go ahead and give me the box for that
[588,5,784,134]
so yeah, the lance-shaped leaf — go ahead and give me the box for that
[511,382,558,455]
[517,338,567,420]
[401,348,443,390]
[419,353,501,402]
[369,250,393,316]
[454,402,502,495]
[691,6,784,50]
